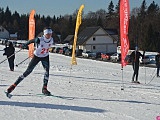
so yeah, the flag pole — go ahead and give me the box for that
[121,67,124,90]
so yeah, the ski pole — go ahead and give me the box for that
[121,67,124,90]
[147,73,156,84]
[151,67,156,77]
[15,57,29,67]
[16,56,31,67]
[147,67,157,84]
[0,49,22,65]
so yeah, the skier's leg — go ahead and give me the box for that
[8,58,14,71]
[15,56,40,85]
[132,63,136,81]
[41,56,50,86]
[7,56,40,93]
[11,59,14,71]
[157,65,159,77]
[41,56,50,95]
[8,58,12,70]
[135,65,139,81]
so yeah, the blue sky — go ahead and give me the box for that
[1,0,160,17]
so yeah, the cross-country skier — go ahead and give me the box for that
[155,51,160,77]
[6,27,54,96]
[130,46,144,83]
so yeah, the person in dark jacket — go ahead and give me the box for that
[3,42,15,71]
[130,47,144,83]
[155,52,160,77]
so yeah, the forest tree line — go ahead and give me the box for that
[0,0,160,52]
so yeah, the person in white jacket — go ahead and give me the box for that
[6,27,54,96]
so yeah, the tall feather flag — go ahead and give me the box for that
[71,4,84,65]
[120,0,130,67]
[28,10,36,58]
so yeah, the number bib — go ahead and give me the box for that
[34,36,53,57]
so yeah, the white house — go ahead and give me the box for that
[76,26,118,53]
[0,26,9,39]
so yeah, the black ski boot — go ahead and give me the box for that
[5,84,16,98]
[42,86,51,96]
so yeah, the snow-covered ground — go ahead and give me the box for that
[0,45,160,120]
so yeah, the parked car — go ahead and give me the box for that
[76,49,83,56]
[140,55,156,64]
[0,39,8,45]
[65,49,72,56]
[95,52,102,59]
[53,47,62,53]
[49,46,55,53]
[62,46,69,54]
[110,53,121,62]
[101,53,110,61]
[82,51,96,58]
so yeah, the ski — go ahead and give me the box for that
[36,94,74,100]
[4,91,13,98]
[4,91,74,100]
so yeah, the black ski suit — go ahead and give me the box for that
[130,51,143,82]
[3,42,15,71]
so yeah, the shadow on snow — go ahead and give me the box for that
[0,101,106,113]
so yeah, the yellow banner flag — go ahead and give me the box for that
[71,4,84,65]
[28,9,36,58]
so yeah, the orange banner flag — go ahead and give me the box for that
[28,10,36,58]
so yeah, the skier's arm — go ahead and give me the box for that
[21,38,39,49]
[139,52,144,58]
[130,51,134,62]
[3,48,6,55]
[142,51,145,59]
[25,38,39,46]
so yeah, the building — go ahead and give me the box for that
[63,35,74,44]
[76,26,118,53]
[0,26,9,39]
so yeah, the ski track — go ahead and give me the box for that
[0,45,160,120]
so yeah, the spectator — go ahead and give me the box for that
[3,42,15,71]
[130,46,144,83]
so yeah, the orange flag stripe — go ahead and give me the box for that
[29,10,36,58]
